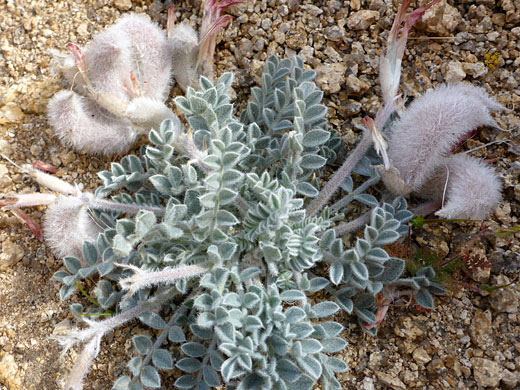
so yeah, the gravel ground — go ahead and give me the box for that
[0,0,519,389]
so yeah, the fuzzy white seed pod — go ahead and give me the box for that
[43,196,102,259]
[388,83,503,192]
[82,29,134,104]
[125,97,178,131]
[47,90,137,155]
[111,14,173,101]
[169,23,199,92]
[433,154,502,219]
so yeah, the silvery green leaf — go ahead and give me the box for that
[128,357,142,376]
[240,267,262,282]
[321,337,347,353]
[350,261,368,280]
[203,365,221,387]
[246,102,260,120]
[380,258,405,282]
[300,338,323,354]
[113,376,131,390]
[152,349,173,370]
[236,353,254,372]
[330,239,342,257]
[429,282,446,295]
[133,335,152,355]
[353,156,373,176]
[300,154,327,169]
[218,72,234,89]
[199,76,214,91]
[215,104,233,122]
[414,289,434,309]
[325,357,348,373]
[296,182,319,197]
[207,244,221,263]
[245,315,263,331]
[251,87,263,104]
[220,242,237,260]
[364,226,378,242]
[191,324,214,339]
[355,239,371,257]
[320,229,335,249]
[194,294,213,310]
[62,274,77,286]
[285,307,307,323]
[175,96,191,113]
[168,326,186,343]
[366,262,385,278]
[416,266,435,279]
[97,261,115,277]
[354,293,375,309]
[270,334,289,355]
[222,169,243,186]
[354,194,378,207]
[238,373,269,390]
[215,322,235,343]
[311,302,339,318]
[149,175,171,194]
[260,242,282,262]
[218,188,238,205]
[374,230,400,245]
[176,358,202,373]
[70,303,83,315]
[209,350,224,370]
[53,270,70,282]
[138,312,166,329]
[112,234,133,256]
[280,290,307,301]
[222,292,241,307]
[78,266,96,278]
[111,162,125,177]
[59,284,76,300]
[221,357,239,382]
[277,359,302,383]
[82,241,98,265]
[354,308,376,324]
[197,312,215,328]
[302,129,330,147]
[202,87,217,106]
[286,374,314,390]
[128,383,143,390]
[273,120,293,132]
[382,218,401,232]
[298,355,322,380]
[190,96,208,114]
[290,323,315,339]
[174,375,198,389]
[116,219,135,236]
[329,262,343,285]
[64,257,81,275]
[366,247,389,262]
[145,146,163,160]
[181,342,206,358]
[321,321,344,337]
[304,104,327,123]
[217,210,239,226]
[307,277,329,292]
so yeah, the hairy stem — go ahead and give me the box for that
[333,211,371,236]
[129,296,192,385]
[306,131,372,217]
[330,174,381,214]
[83,193,165,216]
